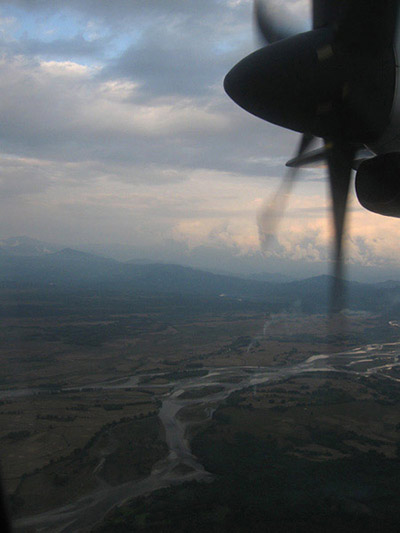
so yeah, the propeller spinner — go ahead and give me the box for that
[224,0,397,313]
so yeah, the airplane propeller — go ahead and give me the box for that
[225,0,398,316]
[325,141,356,313]
[253,0,309,45]
[256,133,314,252]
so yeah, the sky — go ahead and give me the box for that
[0,0,399,281]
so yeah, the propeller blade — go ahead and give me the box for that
[325,141,356,314]
[254,0,309,45]
[258,133,314,251]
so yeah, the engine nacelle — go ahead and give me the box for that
[355,152,400,217]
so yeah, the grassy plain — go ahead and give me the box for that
[207,372,400,460]
[0,285,398,526]
[1,286,367,389]
[97,372,400,532]
[12,413,166,516]
[1,388,159,493]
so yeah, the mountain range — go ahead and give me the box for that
[0,236,59,256]
[0,236,399,313]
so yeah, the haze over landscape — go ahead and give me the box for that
[3,231,400,531]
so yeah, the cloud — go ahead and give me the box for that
[0,36,296,178]
[2,34,111,60]
[0,0,398,281]
[0,154,54,197]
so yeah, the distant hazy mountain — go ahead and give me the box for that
[372,280,400,289]
[2,237,400,313]
[0,247,122,285]
[126,258,163,265]
[0,245,395,313]
[0,251,275,299]
[248,272,295,283]
[0,236,59,256]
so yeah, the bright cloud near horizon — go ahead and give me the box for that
[0,0,399,281]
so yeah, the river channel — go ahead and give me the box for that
[11,339,400,532]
